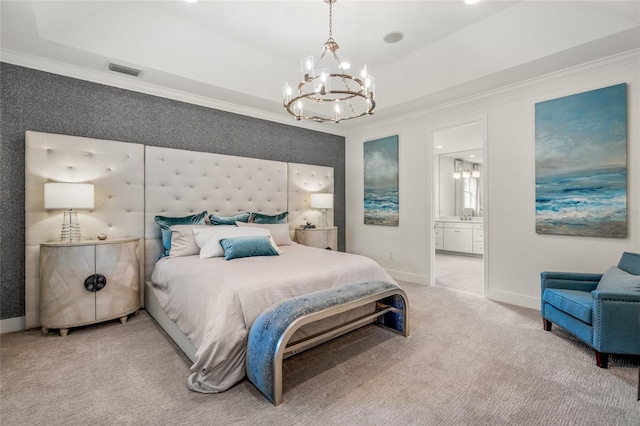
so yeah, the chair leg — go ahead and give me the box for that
[542,318,552,331]
[595,351,608,369]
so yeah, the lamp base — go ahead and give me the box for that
[61,210,81,243]
[320,209,328,229]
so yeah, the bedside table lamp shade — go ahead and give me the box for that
[44,183,94,243]
[311,193,333,229]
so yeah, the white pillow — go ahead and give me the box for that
[193,226,281,259]
[168,224,210,257]
[235,221,292,246]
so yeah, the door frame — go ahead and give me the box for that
[429,116,488,296]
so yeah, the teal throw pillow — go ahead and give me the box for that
[209,212,250,226]
[251,212,288,224]
[219,235,280,260]
[155,211,207,257]
[596,266,640,291]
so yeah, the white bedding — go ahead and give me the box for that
[150,243,395,393]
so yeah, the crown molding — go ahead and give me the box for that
[3,47,637,140]
[344,48,640,137]
[0,49,347,137]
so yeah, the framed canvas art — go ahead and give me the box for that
[535,83,627,237]
[364,135,399,226]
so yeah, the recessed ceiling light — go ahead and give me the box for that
[436,145,443,149]
[184,0,198,3]
[383,32,404,44]
[464,0,482,5]
[469,154,476,158]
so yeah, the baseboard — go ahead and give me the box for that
[385,268,429,285]
[0,316,26,334]
[484,288,540,311]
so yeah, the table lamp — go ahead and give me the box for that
[310,193,333,229]
[44,182,94,243]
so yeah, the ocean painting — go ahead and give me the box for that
[535,83,627,237]
[364,135,399,226]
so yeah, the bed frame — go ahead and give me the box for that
[145,280,197,363]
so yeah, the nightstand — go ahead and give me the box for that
[39,238,140,336]
[294,226,338,251]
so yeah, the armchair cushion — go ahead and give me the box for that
[542,289,593,324]
[617,252,640,275]
[596,266,640,291]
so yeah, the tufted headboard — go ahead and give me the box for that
[24,131,334,329]
[143,146,289,282]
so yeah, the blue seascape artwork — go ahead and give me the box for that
[535,83,627,237]
[364,135,399,226]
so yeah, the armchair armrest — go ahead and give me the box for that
[540,271,602,292]
[592,290,640,355]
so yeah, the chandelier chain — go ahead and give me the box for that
[328,0,333,40]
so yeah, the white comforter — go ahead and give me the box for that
[150,244,394,393]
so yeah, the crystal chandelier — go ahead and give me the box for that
[283,0,375,123]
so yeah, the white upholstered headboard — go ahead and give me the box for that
[144,146,289,282]
[24,131,334,329]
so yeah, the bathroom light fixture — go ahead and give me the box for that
[44,182,94,243]
[453,159,462,180]
[283,0,375,123]
[311,193,334,228]
[472,164,481,178]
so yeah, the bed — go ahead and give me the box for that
[148,242,395,393]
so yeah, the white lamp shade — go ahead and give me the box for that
[311,193,333,209]
[44,183,94,209]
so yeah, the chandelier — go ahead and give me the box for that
[283,0,375,123]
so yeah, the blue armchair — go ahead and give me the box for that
[541,252,640,368]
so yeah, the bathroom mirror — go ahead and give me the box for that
[438,151,483,217]
[433,122,483,219]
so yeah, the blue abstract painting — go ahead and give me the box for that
[535,83,627,237]
[364,135,399,226]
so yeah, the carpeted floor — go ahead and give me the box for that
[1,282,638,425]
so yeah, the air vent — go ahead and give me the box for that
[108,63,142,77]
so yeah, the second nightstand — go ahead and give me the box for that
[294,226,338,251]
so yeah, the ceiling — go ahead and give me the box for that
[434,121,484,163]
[2,1,639,135]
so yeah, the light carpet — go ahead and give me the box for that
[1,282,638,425]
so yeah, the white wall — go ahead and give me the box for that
[345,50,640,310]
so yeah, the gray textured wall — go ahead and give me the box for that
[0,62,345,321]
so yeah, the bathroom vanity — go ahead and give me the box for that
[435,219,483,255]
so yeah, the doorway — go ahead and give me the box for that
[432,120,486,296]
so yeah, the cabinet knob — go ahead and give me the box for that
[84,274,107,292]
